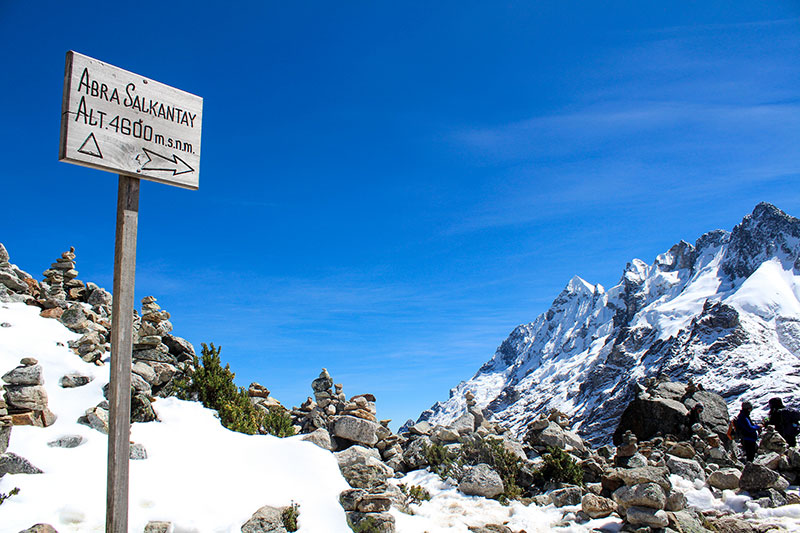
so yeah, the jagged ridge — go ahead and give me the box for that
[414,203,800,444]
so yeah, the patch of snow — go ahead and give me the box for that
[0,302,351,532]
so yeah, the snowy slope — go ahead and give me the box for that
[417,203,800,444]
[0,301,351,533]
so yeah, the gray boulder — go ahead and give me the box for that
[130,443,148,460]
[241,505,287,533]
[60,373,93,388]
[610,466,672,492]
[612,482,666,510]
[47,435,85,448]
[581,493,616,518]
[87,287,112,307]
[333,415,379,447]
[0,452,43,476]
[84,406,109,434]
[431,425,460,443]
[550,486,582,507]
[666,455,706,482]
[18,525,59,533]
[409,421,432,436]
[739,463,785,492]
[450,411,476,435]
[613,396,688,445]
[687,390,730,436]
[707,468,741,490]
[2,364,43,386]
[5,385,48,410]
[530,421,585,453]
[59,305,89,332]
[335,445,393,490]
[626,506,669,528]
[402,436,432,471]
[339,488,368,511]
[301,428,333,450]
[143,522,172,533]
[458,464,504,498]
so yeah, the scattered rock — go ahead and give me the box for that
[60,373,93,388]
[550,485,582,507]
[458,463,504,498]
[346,511,395,533]
[707,468,741,490]
[581,493,616,518]
[19,525,59,533]
[333,415,379,447]
[0,452,43,476]
[301,428,333,450]
[47,435,85,448]
[240,504,288,533]
[130,442,148,460]
[2,363,43,386]
[625,505,669,528]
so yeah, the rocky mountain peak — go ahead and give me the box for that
[415,203,800,445]
[722,202,800,280]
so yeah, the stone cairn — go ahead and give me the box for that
[41,247,85,306]
[247,382,285,416]
[132,296,195,397]
[0,382,10,453]
[2,357,56,428]
[0,243,38,304]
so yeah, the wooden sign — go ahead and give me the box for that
[58,51,204,533]
[60,51,203,190]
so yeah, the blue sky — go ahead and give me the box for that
[1,1,799,429]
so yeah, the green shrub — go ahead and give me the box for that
[263,407,296,438]
[399,483,431,505]
[282,501,299,532]
[459,435,524,500]
[0,487,19,506]
[533,446,583,486]
[349,515,381,533]
[177,343,294,437]
[426,435,523,501]
[424,442,457,479]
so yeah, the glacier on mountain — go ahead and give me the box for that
[415,203,800,444]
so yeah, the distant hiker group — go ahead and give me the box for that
[722,397,800,463]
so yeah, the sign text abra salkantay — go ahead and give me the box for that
[60,51,203,189]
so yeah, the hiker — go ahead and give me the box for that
[767,397,800,447]
[734,401,760,462]
[687,403,704,427]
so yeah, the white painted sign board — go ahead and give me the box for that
[60,51,203,189]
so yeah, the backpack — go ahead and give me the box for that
[727,418,738,441]
[784,408,800,437]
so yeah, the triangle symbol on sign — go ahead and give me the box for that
[77,133,103,159]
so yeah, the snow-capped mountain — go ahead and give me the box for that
[415,203,800,444]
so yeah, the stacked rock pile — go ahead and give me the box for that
[93,296,197,424]
[42,247,84,304]
[0,382,10,453]
[0,243,38,305]
[247,382,284,415]
[2,358,56,428]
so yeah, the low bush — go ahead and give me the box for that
[177,343,294,437]
[0,487,19,506]
[281,501,299,532]
[533,446,583,486]
[399,483,431,505]
[426,435,523,501]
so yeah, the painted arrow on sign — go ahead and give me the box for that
[139,148,195,176]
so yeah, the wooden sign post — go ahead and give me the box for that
[59,51,203,532]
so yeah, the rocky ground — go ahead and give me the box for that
[2,242,800,532]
